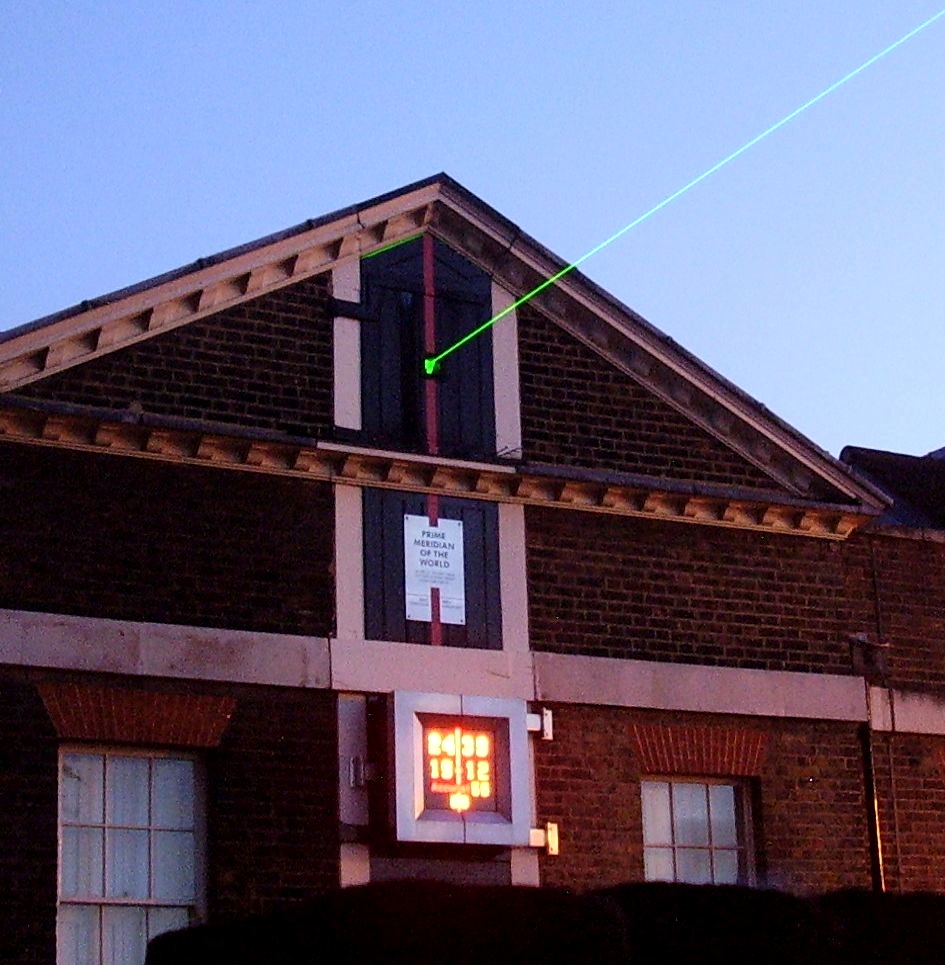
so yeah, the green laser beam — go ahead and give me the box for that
[424,7,945,377]
[361,232,423,260]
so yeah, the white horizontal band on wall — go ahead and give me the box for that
[6,607,945,733]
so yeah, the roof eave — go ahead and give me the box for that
[0,174,889,514]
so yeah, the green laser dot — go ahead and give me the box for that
[424,7,945,375]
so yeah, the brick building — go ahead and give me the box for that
[2,174,944,963]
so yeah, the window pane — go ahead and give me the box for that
[153,760,195,830]
[61,828,104,898]
[671,783,709,846]
[153,831,196,901]
[641,781,672,845]
[58,903,100,965]
[106,829,149,899]
[148,906,191,941]
[676,848,713,884]
[106,757,150,827]
[102,906,147,965]
[713,849,739,884]
[643,847,675,882]
[709,784,738,847]
[62,755,104,825]
[60,751,202,965]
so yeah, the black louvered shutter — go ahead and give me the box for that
[362,488,501,649]
[359,238,495,459]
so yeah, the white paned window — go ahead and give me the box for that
[58,750,202,965]
[641,779,753,886]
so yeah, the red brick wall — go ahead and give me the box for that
[0,671,339,946]
[21,274,334,439]
[535,705,871,895]
[0,677,58,965]
[517,304,783,490]
[208,687,339,918]
[844,532,945,692]
[0,444,334,636]
[526,507,854,674]
[534,704,644,890]
[760,720,869,894]
[873,732,945,892]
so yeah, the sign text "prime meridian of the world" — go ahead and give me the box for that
[414,529,457,568]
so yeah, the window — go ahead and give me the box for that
[641,779,753,885]
[58,749,202,965]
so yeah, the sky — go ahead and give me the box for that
[2,2,944,458]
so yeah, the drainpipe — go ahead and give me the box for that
[850,633,886,892]
[858,706,885,892]
[868,538,904,890]
[883,679,904,891]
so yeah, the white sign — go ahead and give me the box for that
[404,514,466,625]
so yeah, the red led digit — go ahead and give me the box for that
[424,722,496,813]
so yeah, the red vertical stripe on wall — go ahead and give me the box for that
[423,236,443,645]
[426,464,442,646]
[423,233,439,456]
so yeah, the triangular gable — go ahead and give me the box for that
[517,302,787,494]
[17,273,335,439]
[0,174,887,515]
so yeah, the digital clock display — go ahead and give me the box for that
[392,692,529,845]
[424,724,496,814]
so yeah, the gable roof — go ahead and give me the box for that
[0,173,887,517]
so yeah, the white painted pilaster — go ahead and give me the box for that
[339,844,371,887]
[337,693,370,826]
[332,260,362,431]
[334,486,365,642]
[498,503,530,655]
[509,849,541,886]
[332,259,361,302]
[491,282,522,460]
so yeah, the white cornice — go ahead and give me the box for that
[0,186,439,391]
[0,403,873,539]
[0,178,887,513]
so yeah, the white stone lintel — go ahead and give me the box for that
[534,651,867,721]
[0,608,330,688]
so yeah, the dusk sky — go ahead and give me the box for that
[2,2,943,457]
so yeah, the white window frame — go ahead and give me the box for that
[57,746,206,964]
[641,777,755,886]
